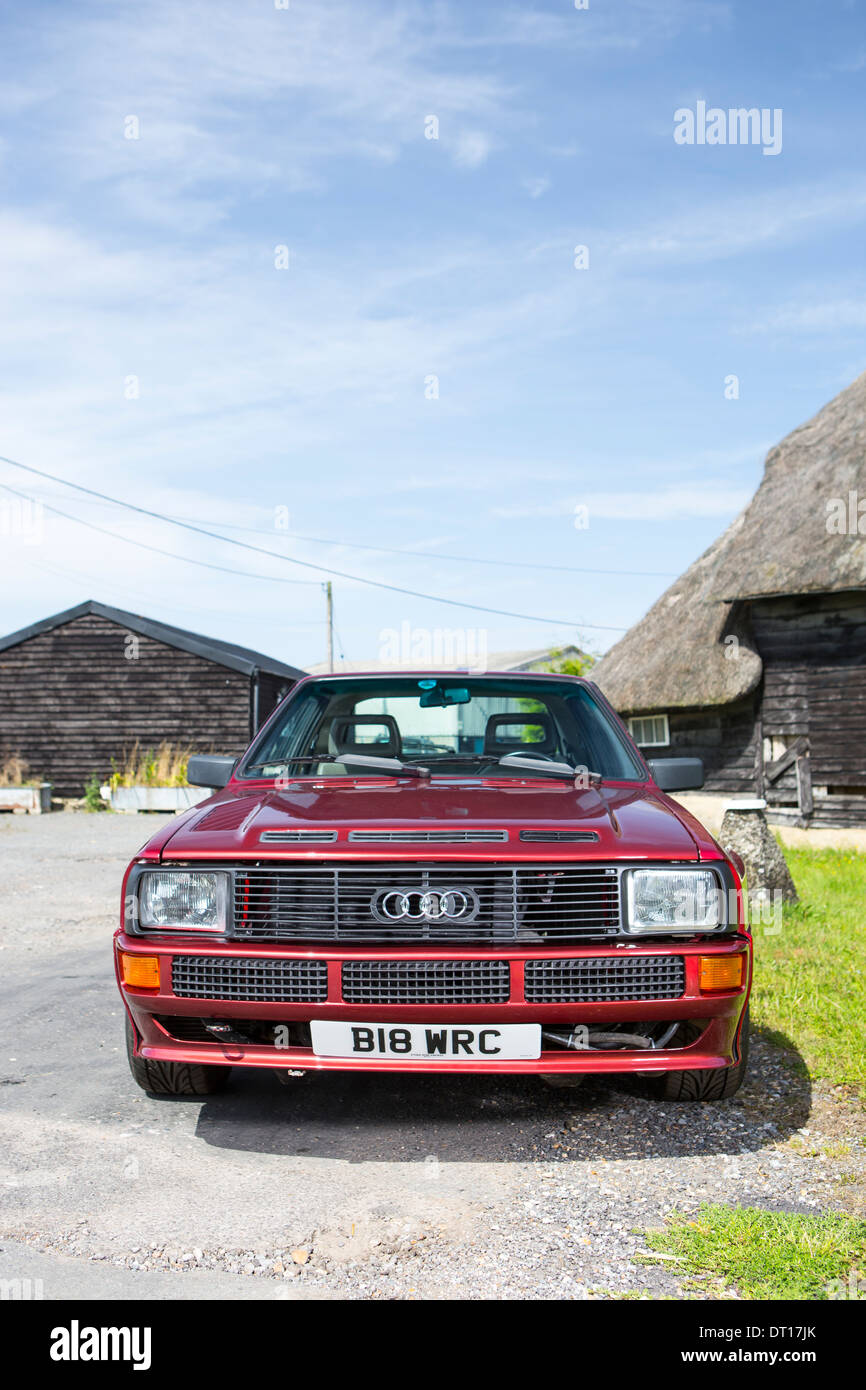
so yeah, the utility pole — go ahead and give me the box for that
[325,581,334,670]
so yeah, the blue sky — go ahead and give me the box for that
[1,0,865,669]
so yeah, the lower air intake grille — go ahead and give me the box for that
[525,955,685,1003]
[342,959,510,1004]
[171,956,328,1002]
[154,1015,218,1042]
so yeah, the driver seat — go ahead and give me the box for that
[482,713,556,757]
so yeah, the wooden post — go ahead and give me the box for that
[796,754,813,819]
[325,581,334,670]
[754,714,764,799]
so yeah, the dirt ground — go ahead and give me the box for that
[1,811,863,1300]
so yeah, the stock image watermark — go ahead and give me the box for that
[378,623,488,672]
[0,1276,44,1300]
[826,490,866,535]
[50,1323,152,1370]
[0,495,43,545]
[674,102,782,156]
[825,1270,866,1300]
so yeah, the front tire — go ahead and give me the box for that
[125,1016,230,1096]
[654,1008,749,1102]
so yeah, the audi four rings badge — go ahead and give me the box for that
[372,887,479,922]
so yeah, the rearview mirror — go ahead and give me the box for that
[647,757,704,792]
[187,755,237,788]
[418,684,471,708]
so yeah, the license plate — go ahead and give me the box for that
[310,1021,541,1060]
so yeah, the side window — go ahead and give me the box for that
[628,714,670,748]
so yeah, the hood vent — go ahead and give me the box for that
[519,830,599,843]
[260,829,338,843]
[348,829,508,843]
[195,801,254,832]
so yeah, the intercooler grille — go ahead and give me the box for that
[232,863,621,943]
[342,959,510,1004]
[524,955,685,1003]
[170,956,328,1002]
[347,829,508,843]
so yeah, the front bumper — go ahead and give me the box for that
[116,933,751,1075]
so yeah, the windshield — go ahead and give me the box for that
[239,676,645,781]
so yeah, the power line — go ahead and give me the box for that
[25,487,677,579]
[261,530,675,580]
[0,454,629,631]
[0,481,320,587]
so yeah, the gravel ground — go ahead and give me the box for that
[1,811,863,1301]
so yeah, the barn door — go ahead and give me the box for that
[760,669,812,823]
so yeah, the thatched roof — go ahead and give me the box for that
[594,370,866,713]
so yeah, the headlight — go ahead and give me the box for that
[626,868,725,933]
[138,871,228,932]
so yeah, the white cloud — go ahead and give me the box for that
[523,176,551,198]
[493,482,754,523]
[745,296,866,334]
[1,1,513,228]
[452,131,493,169]
[613,180,866,264]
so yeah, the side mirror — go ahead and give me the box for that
[187,755,237,789]
[648,757,704,792]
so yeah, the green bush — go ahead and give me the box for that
[83,774,106,812]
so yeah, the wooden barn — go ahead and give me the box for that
[0,600,306,797]
[594,371,866,828]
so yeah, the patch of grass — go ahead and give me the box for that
[109,742,193,789]
[641,1204,866,1300]
[0,753,37,787]
[750,846,866,1097]
[83,774,107,812]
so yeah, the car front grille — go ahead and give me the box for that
[232,863,621,943]
[524,955,685,1003]
[170,956,328,1002]
[342,959,510,1004]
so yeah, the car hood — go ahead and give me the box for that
[158,778,706,862]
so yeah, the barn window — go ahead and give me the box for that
[628,714,670,748]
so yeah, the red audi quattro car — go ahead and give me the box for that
[116,673,751,1100]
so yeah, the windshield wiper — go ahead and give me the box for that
[333,753,430,778]
[497,753,603,783]
[244,754,430,779]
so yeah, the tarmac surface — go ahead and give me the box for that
[1,812,862,1301]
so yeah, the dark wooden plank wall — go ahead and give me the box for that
[639,697,759,795]
[0,613,254,795]
[257,672,294,728]
[624,593,866,825]
[752,592,866,827]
